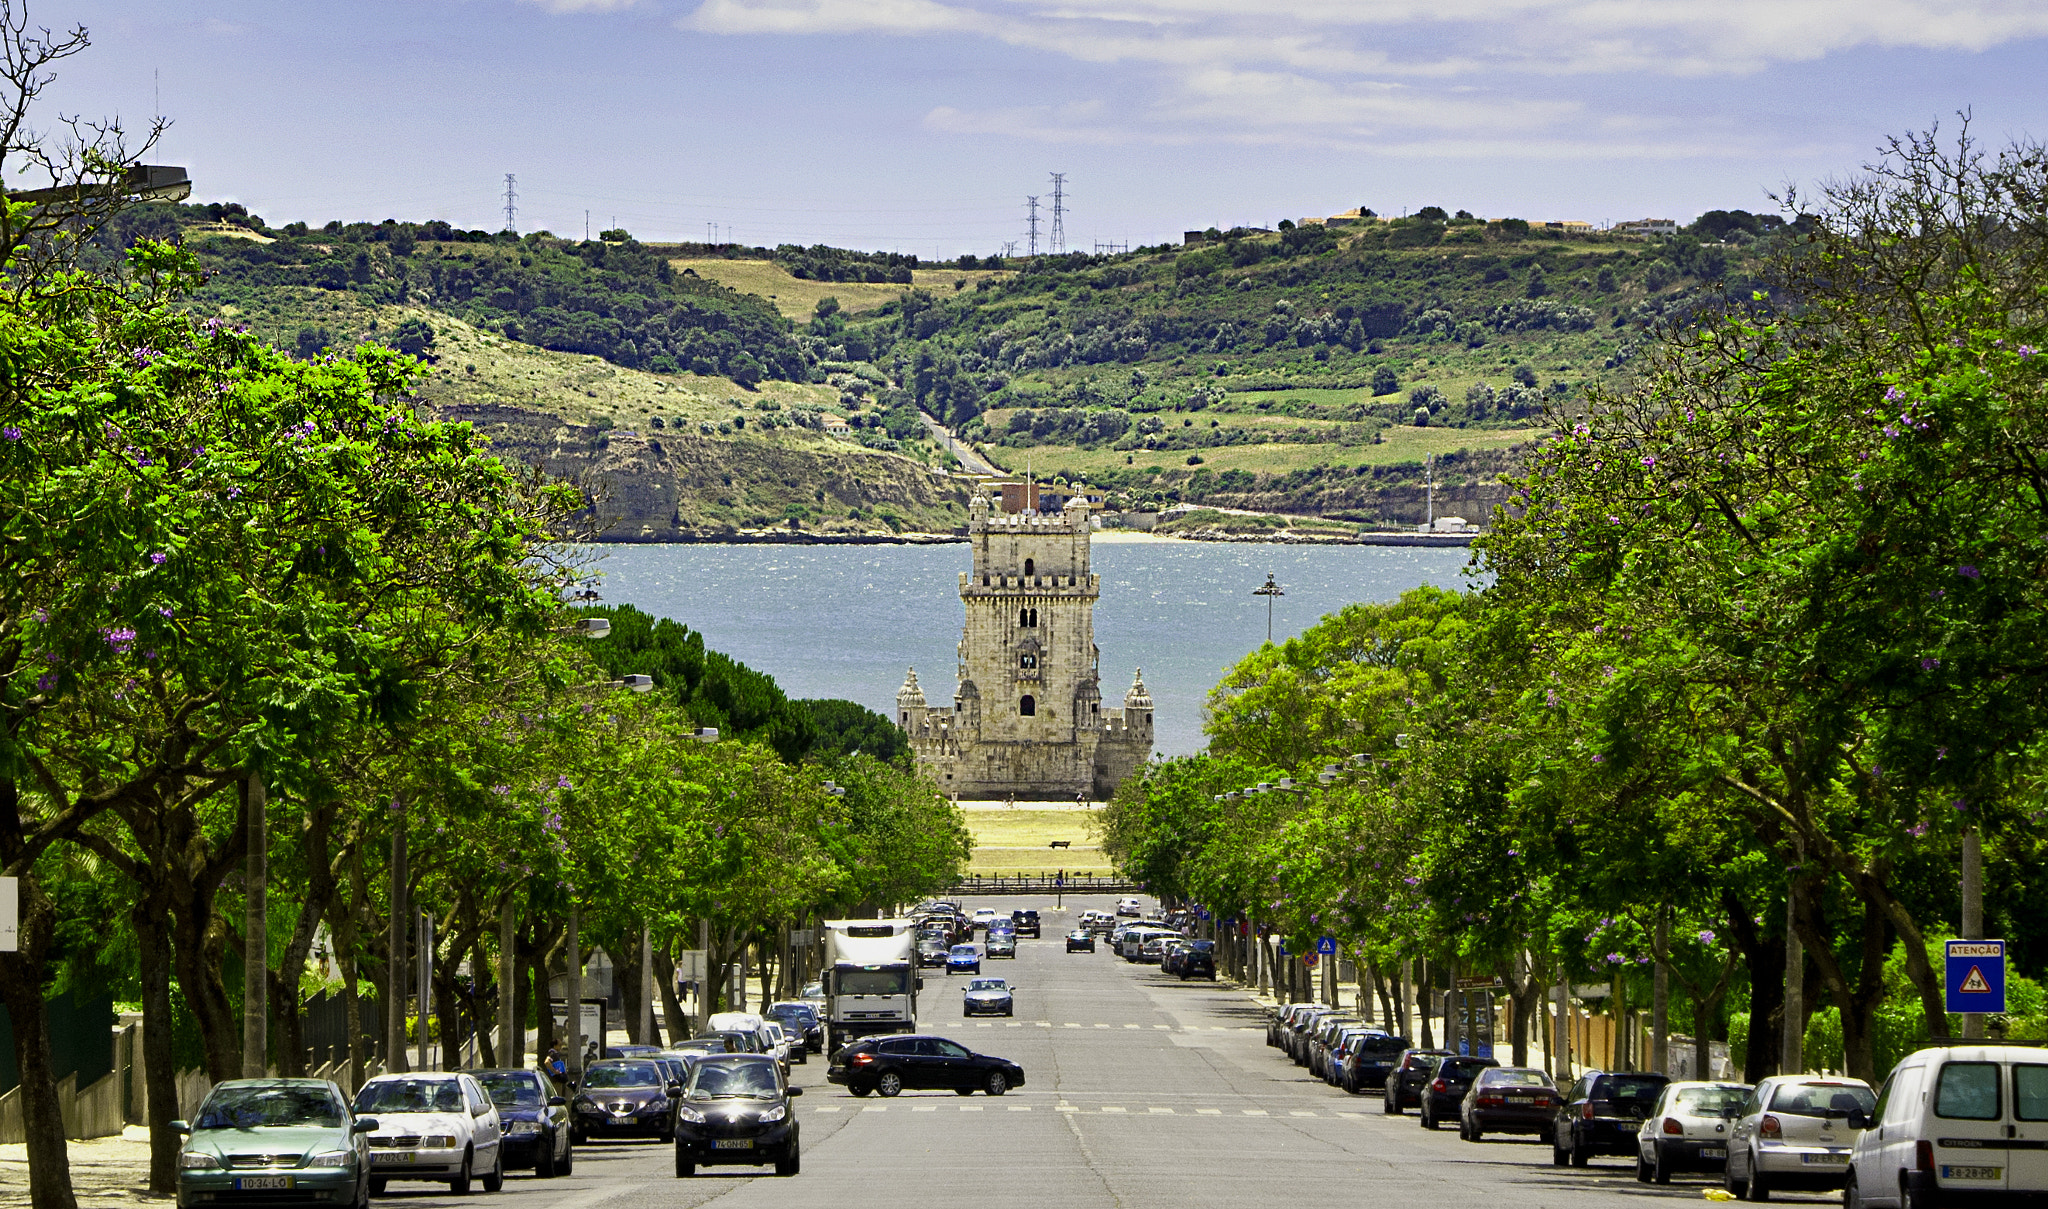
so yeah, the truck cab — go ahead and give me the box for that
[822,919,920,1053]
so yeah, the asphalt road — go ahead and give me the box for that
[374,894,1838,1209]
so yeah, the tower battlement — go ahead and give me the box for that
[896,488,1151,800]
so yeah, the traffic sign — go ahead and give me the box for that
[1301,953,1318,969]
[1315,936,1338,955]
[1946,939,2007,1014]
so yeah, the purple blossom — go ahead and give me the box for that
[1573,423,1590,436]
[149,552,167,565]
[1506,849,1519,857]
[33,608,47,623]
[132,346,160,368]
[1641,455,1656,468]
[1959,565,1981,579]
[555,775,572,789]
[1591,754,1605,764]
[1606,952,1625,964]
[491,784,510,796]
[2019,345,2038,357]
[158,606,174,618]
[1953,798,1970,814]
[1922,657,1941,670]
[1907,823,1929,838]
[1545,688,1558,707]
[101,626,137,653]
[2,426,20,441]
[1883,385,1903,402]
[1696,929,1717,945]
[1402,876,1420,885]
[35,673,55,692]
[1936,746,1948,760]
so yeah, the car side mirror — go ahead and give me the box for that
[169,1120,191,1134]
[352,1118,378,1133]
[1846,1111,1870,1131]
[547,1095,566,1107]
[667,1083,683,1098]
[473,1103,490,1117]
[787,1086,803,1097]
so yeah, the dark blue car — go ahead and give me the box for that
[472,1069,573,1176]
[946,943,982,974]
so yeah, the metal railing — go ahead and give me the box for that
[948,873,1143,895]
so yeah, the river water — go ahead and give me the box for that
[590,536,1476,758]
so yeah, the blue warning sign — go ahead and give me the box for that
[1946,939,2007,1014]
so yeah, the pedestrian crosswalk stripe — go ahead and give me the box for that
[1149,1106,1174,1114]
[1008,1105,1031,1111]
[1290,1111,1317,1117]
[817,1107,842,1113]
[1101,1106,1127,1113]
[913,1106,937,1112]
[1197,1108,1222,1115]
[1243,1109,1268,1116]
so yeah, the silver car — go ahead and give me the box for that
[962,978,1016,1017]
[1726,1075,1875,1198]
[1635,1081,1749,1183]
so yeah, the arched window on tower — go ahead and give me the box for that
[1029,607,1038,627]
[1020,696,1036,717]
[1024,557,1035,577]
[1020,653,1037,670]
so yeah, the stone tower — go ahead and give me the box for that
[895,489,1152,799]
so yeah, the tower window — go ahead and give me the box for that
[1019,607,1038,628]
[1020,653,1037,670]
[1024,558,1035,577]
[1020,696,1036,716]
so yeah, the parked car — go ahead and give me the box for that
[1267,1003,1315,1049]
[174,1078,375,1207]
[1339,1033,1411,1095]
[1011,910,1041,938]
[766,1002,825,1054]
[1420,1055,1499,1130]
[1305,1016,1364,1075]
[1115,897,1142,917]
[671,1054,800,1178]
[1319,1025,1378,1085]
[1461,1066,1560,1141]
[1286,1007,1347,1064]
[1553,1070,1673,1166]
[962,977,1017,1017]
[1138,935,1173,964]
[353,1071,505,1193]
[827,1035,1027,1097]
[472,1068,573,1177]
[1087,913,1117,936]
[1634,1081,1748,1183]
[986,932,1018,959]
[1846,1044,2048,1209]
[1724,1075,1875,1198]
[1384,1048,1453,1113]
[569,1059,680,1144]
[1066,929,1096,953]
[946,943,982,974]
[1175,940,1216,980]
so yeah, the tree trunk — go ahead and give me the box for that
[243,774,268,1078]
[1722,889,1784,1083]
[618,930,645,1045]
[1794,882,1893,1082]
[1652,909,1670,1074]
[1418,958,1435,1049]
[653,945,687,1047]
[134,897,180,1194]
[0,876,78,1209]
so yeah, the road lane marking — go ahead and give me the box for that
[1095,1023,1111,1029]
[1034,1021,1051,1026]
[1005,1022,1022,1027]
[1008,1105,1031,1111]
[960,1105,983,1112]
[816,1107,842,1113]
[865,1106,886,1112]
[1153,1024,1170,1029]
[1336,1112,1363,1119]
[1056,1105,1079,1112]
[1148,1107,1174,1114]
[1063,1023,1081,1028]
[913,1106,936,1112]
[1197,1108,1222,1115]
[1123,1023,1141,1029]
[1290,1111,1318,1117]
[1101,1106,1127,1113]
[1243,1109,1268,1116]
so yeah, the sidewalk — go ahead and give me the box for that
[0,1126,159,1209]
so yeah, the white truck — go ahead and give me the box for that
[821,919,919,1054]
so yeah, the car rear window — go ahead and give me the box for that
[1595,1076,1668,1104]
[1442,1059,1493,1078]
[1934,1064,2001,1121]
[1484,1069,1554,1087]
[1357,1037,1408,1059]
[2014,1066,2048,1122]
[1674,1086,1747,1118]
[1773,1082,1877,1118]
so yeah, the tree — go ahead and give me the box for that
[390,315,435,357]
[800,699,909,765]
[1371,366,1400,396]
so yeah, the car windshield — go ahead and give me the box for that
[197,1085,345,1130]
[840,969,908,995]
[1674,1086,1749,1118]
[1484,1069,1554,1088]
[951,946,976,956]
[688,1062,781,1100]
[1771,1083,1875,1118]
[354,1078,464,1115]
[967,979,1008,992]
[474,1073,545,1109]
[675,1040,728,1054]
[768,1006,815,1024]
[1594,1076,1667,1104]
[582,1063,661,1089]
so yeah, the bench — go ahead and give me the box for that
[1048,840,1071,849]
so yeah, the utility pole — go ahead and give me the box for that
[1783,866,1804,1074]
[1025,196,1040,258]
[1425,453,1435,530]
[498,895,519,1068]
[697,918,712,1035]
[1963,828,1985,1040]
[501,174,518,234]
[1253,573,1284,644]
[640,924,655,1045]
[243,775,267,1078]
[417,911,433,1071]
[1049,173,1067,255]
[386,800,408,1072]
[566,896,582,1086]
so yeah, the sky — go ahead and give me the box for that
[36,0,2048,257]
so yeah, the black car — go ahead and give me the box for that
[916,936,950,968]
[1460,1066,1560,1141]
[473,1068,574,1176]
[1338,1033,1410,1094]
[571,1059,681,1143]
[1065,929,1096,953]
[766,1002,826,1054]
[1384,1048,1453,1113]
[1419,1055,1499,1129]
[827,1034,1026,1097]
[671,1055,800,1178]
[1175,940,1216,980]
[1553,1070,1671,1167]
[1011,910,1041,938]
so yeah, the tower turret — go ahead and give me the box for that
[1123,668,1154,739]
[896,666,928,728]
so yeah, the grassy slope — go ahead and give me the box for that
[668,258,1011,320]
[965,809,1109,874]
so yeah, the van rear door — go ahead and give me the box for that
[2007,1062,2048,1193]
[1931,1060,2009,1192]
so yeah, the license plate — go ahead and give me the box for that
[1802,1152,1849,1164]
[373,1152,415,1164]
[1508,1097,1536,1105]
[1701,1147,1727,1159]
[234,1177,293,1190]
[1941,1165,2002,1181]
[712,1138,755,1150]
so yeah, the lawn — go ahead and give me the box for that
[668,258,1010,320]
[964,809,1109,874]
[982,425,1539,480]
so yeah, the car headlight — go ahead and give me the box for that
[674,1105,706,1125]
[307,1150,354,1168]
[508,1120,542,1135]
[180,1152,220,1170]
[574,1096,596,1109]
[758,1105,787,1124]
[422,1135,458,1149]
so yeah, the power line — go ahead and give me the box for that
[502,173,518,234]
[1049,172,1067,255]
[1025,195,1040,258]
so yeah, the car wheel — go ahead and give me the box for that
[850,1085,871,1097]
[674,1149,694,1179]
[1746,1164,1772,1202]
[876,1071,903,1097]
[558,1140,572,1177]
[1456,1116,1469,1140]
[1636,1153,1653,1183]
[537,1135,557,1179]
[482,1146,504,1193]
[1552,1139,1569,1168]
[1421,1107,1438,1130]
[370,1177,389,1197]
[986,1071,1009,1096]
[570,1127,587,1146]
[450,1150,473,1196]
[955,1087,976,1096]
[1383,1094,1399,1116]
[1570,1135,1589,1167]
[1724,1153,1749,1199]
[775,1145,800,1177]
[1843,1173,1864,1209]
[1652,1142,1673,1185]
[1468,1121,1483,1143]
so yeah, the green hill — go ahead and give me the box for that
[101,203,1777,532]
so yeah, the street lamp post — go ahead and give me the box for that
[1253,574,1285,645]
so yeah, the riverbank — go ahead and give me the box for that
[587,527,1476,547]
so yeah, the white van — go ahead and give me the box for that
[1847,1044,2048,1209]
